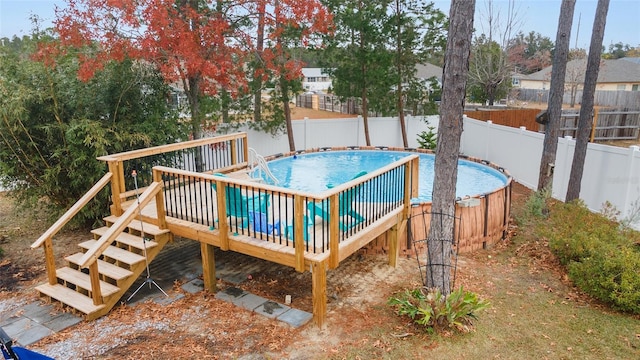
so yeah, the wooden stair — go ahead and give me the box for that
[35,216,172,320]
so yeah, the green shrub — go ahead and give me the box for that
[514,189,550,226]
[568,246,640,313]
[388,286,489,334]
[417,126,437,150]
[541,201,636,265]
[537,200,640,314]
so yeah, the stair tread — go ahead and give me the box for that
[65,253,133,281]
[104,215,169,236]
[35,283,106,315]
[79,240,147,265]
[91,227,158,250]
[56,267,121,297]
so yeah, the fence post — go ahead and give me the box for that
[485,120,493,160]
[560,135,574,201]
[623,145,640,217]
[304,117,309,150]
[590,108,599,142]
[357,115,363,146]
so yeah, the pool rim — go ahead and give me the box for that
[262,145,513,205]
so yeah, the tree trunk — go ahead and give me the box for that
[187,75,205,171]
[398,92,408,147]
[426,0,475,295]
[187,76,202,141]
[284,99,295,151]
[566,0,609,202]
[254,7,265,123]
[395,0,408,148]
[361,87,371,146]
[280,75,296,151]
[537,0,576,191]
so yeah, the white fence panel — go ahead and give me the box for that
[220,115,440,156]
[461,117,640,229]
[461,119,544,189]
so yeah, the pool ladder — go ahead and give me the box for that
[248,148,279,185]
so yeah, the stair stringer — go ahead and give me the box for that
[36,217,172,321]
[90,220,172,320]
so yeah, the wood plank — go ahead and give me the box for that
[79,240,146,266]
[65,253,133,281]
[88,262,103,305]
[44,238,57,285]
[97,132,247,162]
[92,227,158,250]
[103,216,169,237]
[312,261,327,327]
[56,267,121,297]
[36,283,106,315]
[201,243,216,292]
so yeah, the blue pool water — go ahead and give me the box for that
[256,150,508,202]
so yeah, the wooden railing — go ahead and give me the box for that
[30,173,114,286]
[154,154,419,271]
[97,132,249,216]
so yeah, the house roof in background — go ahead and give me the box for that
[524,58,640,83]
[415,63,443,81]
[301,68,329,78]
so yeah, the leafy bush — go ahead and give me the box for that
[537,200,640,314]
[540,201,633,265]
[388,286,489,334]
[0,36,185,226]
[568,246,640,313]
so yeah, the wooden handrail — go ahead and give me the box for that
[77,181,163,268]
[97,132,247,162]
[31,173,113,249]
[154,154,419,201]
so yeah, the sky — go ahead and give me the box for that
[1,0,639,50]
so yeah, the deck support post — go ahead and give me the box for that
[108,161,124,216]
[201,242,217,292]
[311,261,327,328]
[388,223,399,268]
[294,196,305,272]
[328,194,340,269]
[44,238,57,285]
[216,179,230,251]
[230,141,238,166]
[152,169,168,230]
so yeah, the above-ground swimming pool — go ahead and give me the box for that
[259,147,512,255]
[255,150,508,202]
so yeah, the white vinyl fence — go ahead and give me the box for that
[216,115,440,156]
[216,115,640,229]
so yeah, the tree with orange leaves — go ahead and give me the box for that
[50,0,332,152]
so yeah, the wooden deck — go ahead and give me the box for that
[125,177,406,266]
[31,133,416,326]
